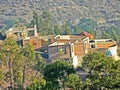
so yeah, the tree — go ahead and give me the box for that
[33,54,45,79]
[100,60,120,89]
[21,43,35,89]
[54,24,62,35]
[82,52,120,89]
[0,64,4,86]
[26,78,46,90]
[31,11,39,30]
[111,29,119,43]
[77,18,97,32]
[74,25,83,35]
[44,60,75,89]
[64,73,82,90]
[0,38,43,89]
[62,22,72,35]
[101,31,110,39]
[0,38,22,89]
[41,11,53,35]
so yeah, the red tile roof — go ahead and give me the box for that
[79,32,93,39]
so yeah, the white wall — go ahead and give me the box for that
[72,56,78,68]
[109,46,118,60]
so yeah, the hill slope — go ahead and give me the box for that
[0,0,120,30]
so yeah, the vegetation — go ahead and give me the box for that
[82,52,120,89]
[0,11,120,89]
[77,18,97,32]
[0,38,119,89]
[0,38,39,89]
[30,11,73,36]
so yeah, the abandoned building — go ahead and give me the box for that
[6,25,41,49]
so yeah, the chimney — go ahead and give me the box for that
[34,25,37,37]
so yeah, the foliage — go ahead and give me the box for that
[32,10,56,35]
[62,22,72,35]
[101,31,110,39]
[44,60,75,89]
[31,11,39,30]
[0,38,22,89]
[20,43,35,89]
[103,27,120,44]
[54,24,62,35]
[33,54,45,79]
[82,52,120,89]
[64,73,81,90]
[0,38,37,89]
[74,25,83,35]
[3,19,16,29]
[0,65,4,86]
[104,26,120,36]
[26,78,46,90]
[0,38,120,89]
[30,11,74,35]
[44,60,74,81]
[77,18,97,32]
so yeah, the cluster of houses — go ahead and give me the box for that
[5,25,118,68]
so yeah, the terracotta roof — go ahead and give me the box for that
[74,43,85,56]
[55,39,75,44]
[96,42,117,48]
[69,35,86,40]
[79,32,93,39]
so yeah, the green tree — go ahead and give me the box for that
[111,29,119,43]
[102,31,110,39]
[26,78,46,90]
[33,54,45,79]
[41,11,53,35]
[54,24,62,35]
[64,73,82,90]
[21,43,35,89]
[74,25,83,35]
[100,60,120,89]
[62,22,72,35]
[31,11,39,30]
[44,60,75,89]
[0,38,41,89]
[82,52,120,89]
[0,64,4,86]
[78,18,97,32]
[0,38,22,89]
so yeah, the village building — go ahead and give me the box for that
[48,35,90,68]
[5,28,118,67]
[48,33,118,68]
[89,39,118,60]
[6,25,41,49]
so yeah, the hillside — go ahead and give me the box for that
[0,0,120,31]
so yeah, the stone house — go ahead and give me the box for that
[89,39,118,60]
[48,33,118,68]
[48,35,89,68]
[6,25,41,49]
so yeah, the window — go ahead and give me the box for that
[58,46,66,54]
[27,30,34,37]
[91,44,95,48]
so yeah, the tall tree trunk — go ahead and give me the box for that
[21,65,25,90]
[8,56,14,90]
